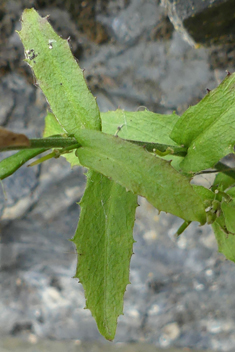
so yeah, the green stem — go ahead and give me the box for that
[175,221,192,237]
[0,136,187,156]
[2,134,235,180]
[0,136,79,151]
[0,142,81,180]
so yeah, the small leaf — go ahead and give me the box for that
[170,73,235,173]
[71,170,137,340]
[75,129,206,224]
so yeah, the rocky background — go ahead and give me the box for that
[1,0,235,351]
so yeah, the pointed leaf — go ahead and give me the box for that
[18,8,101,134]
[71,170,137,340]
[75,130,206,224]
[44,111,139,341]
[170,73,235,173]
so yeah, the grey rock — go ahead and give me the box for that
[98,0,163,45]
[0,160,40,219]
[0,85,14,126]
[0,73,47,220]
[83,33,214,112]
[162,0,235,46]
[0,338,214,352]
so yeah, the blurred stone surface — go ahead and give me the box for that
[98,0,162,44]
[1,1,235,351]
[162,0,235,46]
[0,338,215,352]
[0,73,46,219]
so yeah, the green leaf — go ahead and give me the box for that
[221,200,235,234]
[18,8,101,134]
[75,129,206,224]
[44,112,80,167]
[101,109,183,171]
[226,187,235,198]
[213,172,235,192]
[171,73,235,147]
[44,108,180,146]
[212,217,235,262]
[18,11,140,340]
[43,109,184,168]
[101,109,179,143]
[43,112,66,136]
[71,170,137,340]
[0,149,46,180]
[170,73,235,173]
[192,185,215,201]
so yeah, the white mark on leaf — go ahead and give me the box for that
[48,39,56,49]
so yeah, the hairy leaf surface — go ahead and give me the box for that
[170,73,235,173]
[71,171,137,340]
[18,9,101,133]
[75,129,206,223]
